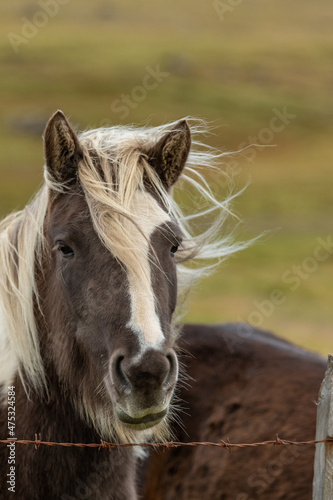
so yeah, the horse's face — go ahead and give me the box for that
[41,111,190,440]
[45,191,180,431]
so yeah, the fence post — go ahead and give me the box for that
[313,354,333,499]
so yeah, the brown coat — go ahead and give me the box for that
[141,323,325,500]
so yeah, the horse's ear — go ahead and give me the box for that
[149,120,191,190]
[44,110,83,185]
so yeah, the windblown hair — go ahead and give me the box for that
[0,119,248,393]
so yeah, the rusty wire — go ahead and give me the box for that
[1,435,333,451]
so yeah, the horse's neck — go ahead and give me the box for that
[0,311,138,498]
[0,373,138,499]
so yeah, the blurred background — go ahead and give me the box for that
[0,0,332,355]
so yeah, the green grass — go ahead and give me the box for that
[0,0,333,355]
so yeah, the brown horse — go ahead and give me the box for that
[0,112,246,499]
[140,323,325,500]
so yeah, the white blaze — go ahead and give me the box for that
[125,191,170,347]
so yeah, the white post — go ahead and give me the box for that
[313,354,333,499]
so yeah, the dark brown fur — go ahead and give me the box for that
[0,111,191,499]
[140,324,325,500]
[1,378,137,500]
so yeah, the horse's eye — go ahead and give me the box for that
[170,244,179,257]
[58,243,74,258]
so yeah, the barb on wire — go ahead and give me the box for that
[1,435,333,450]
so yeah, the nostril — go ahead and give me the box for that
[111,354,131,395]
[166,353,173,369]
[164,351,178,390]
[111,349,178,397]
[115,355,124,372]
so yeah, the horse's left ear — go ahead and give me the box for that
[44,110,83,185]
[148,120,191,190]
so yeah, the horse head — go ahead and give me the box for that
[41,111,191,441]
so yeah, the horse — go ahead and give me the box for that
[140,324,326,500]
[0,111,245,499]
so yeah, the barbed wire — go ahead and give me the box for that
[1,435,333,451]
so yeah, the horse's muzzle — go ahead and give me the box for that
[109,348,178,428]
[115,406,168,430]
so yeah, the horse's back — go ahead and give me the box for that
[141,323,326,500]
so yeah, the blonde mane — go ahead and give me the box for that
[0,119,248,394]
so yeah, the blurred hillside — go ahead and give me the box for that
[0,0,332,354]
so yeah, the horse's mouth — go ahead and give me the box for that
[116,407,168,429]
